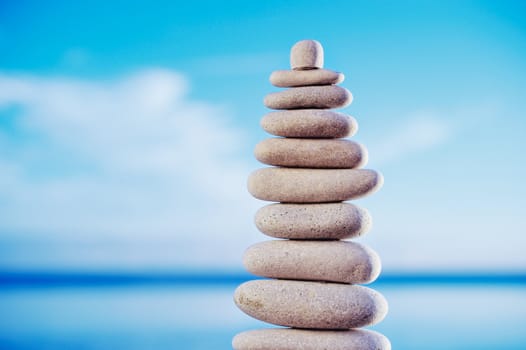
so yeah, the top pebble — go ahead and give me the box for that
[290,40,324,70]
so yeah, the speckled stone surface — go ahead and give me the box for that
[232,328,391,350]
[290,40,324,70]
[254,138,367,169]
[255,202,371,239]
[247,168,383,203]
[264,85,352,110]
[261,110,357,138]
[270,69,344,87]
[243,240,381,284]
[234,279,388,329]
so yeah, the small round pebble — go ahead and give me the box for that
[232,328,391,350]
[264,86,352,110]
[255,202,371,239]
[270,69,344,87]
[290,40,324,70]
[234,279,388,329]
[243,240,381,284]
[247,168,383,203]
[254,138,367,169]
[261,110,357,138]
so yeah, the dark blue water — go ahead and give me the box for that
[0,274,525,349]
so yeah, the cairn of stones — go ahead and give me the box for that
[233,40,390,350]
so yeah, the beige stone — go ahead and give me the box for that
[255,202,371,239]
[264,86,352,110]
[234,280,388,329]
[290,40,324,70]
[270,69,344,87]
[254,138,367,169]
[261,110,357,138]
[232,328,391,350]
[247,168,383,203]
[243,240,381,284]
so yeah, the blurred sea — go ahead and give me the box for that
[0,273,525,349]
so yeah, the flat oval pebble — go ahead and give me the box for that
[270,69,344,87]
[264,86,352,110]
[290,39,324,70]
[261,110,357,138]
[234,279,388,329]
[243,240,381,284]
[255,202,371,239]
[255,138,367,168]
[248,168,383,203]
[233,328,391,350]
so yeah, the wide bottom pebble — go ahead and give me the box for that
[234,279,388,329]
[232,328,391,350]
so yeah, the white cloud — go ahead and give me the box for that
[368,111,451,166]
[0,69,261,270]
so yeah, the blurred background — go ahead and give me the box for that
[0,0,525,349]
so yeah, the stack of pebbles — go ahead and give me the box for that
[233,40,390,350]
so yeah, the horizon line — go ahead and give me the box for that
[0,270,524,288]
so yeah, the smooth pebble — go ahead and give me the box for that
[290,40,324,70]
[243,240,381,284]
[264,86,352,110]
[234,279,388,329]
[261,110,357,138]
[255,202,371,239]
[255,138,367,169]
[270,69,344,87]
[232,328,391,350]
[247,168,383,203]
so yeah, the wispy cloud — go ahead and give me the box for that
[368,111,451,166]
[0,69,260,270]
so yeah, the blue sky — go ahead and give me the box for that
[0,0,525,272]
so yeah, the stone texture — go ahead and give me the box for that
[243,240,381,284]
[255,202,371,239]
[261,110,357,138]
[234,279,388,329]
[270,69,344,87]
[233,328,391,350]
[290,40,323,70]
[247,168,383,203]
[255,138,367,169]
[264,86,352,110]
